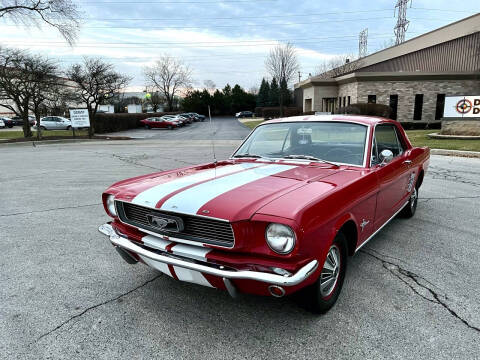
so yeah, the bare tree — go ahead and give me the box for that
[0,0,81,45]
[315,54,362,79]
[144,55,193,112]
[145,90,165,112]
[27,56,62,140]
[67,58,131,137]
[265,42,299,114]
[0,47,60,138]
[203,79,216,93]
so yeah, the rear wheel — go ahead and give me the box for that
[145,125,150,129]
[303,232,347,314]
[66,125,71,130]
[168,125,173,130]
[40,126,46,130]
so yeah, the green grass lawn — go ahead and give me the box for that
[242,120,264,129]
[405,130,480,152]
[0,129,88,140]
[241,120,480,152]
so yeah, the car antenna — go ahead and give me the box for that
[208,105,217,176]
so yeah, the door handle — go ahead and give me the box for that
[403,160,412,165]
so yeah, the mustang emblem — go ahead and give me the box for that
[360,219,370,231]
[407,172,416,192]
[147,214,184,233]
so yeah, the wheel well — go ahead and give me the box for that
[417,170,424,189]
[338,220,358,256]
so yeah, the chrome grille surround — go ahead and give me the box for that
[115,200,235,248]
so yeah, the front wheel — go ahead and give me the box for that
[40,126,46,130]
[145,125,150,129]
[400,186,418,218]
[66,125,71,130]
[303,232,347,314]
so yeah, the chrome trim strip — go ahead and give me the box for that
[115,200,230,222]
[355,200,409,253]
[99,223,318,286]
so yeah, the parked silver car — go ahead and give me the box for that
[0,118,5,128]
[37,116,72,130]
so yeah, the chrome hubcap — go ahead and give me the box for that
[320,245,340,298]
[410,187,417,210]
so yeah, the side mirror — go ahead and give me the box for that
[380,149,394,165]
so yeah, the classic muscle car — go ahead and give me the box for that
[99,115,429,313]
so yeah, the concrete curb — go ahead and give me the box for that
[431,149,480,158]
[428,133,480,140]
[0,137,132,147]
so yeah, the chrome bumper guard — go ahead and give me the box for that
[99,223,318,287]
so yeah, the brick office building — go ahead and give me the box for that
[294,14,480,124]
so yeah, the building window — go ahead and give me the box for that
[389,95,398,120]
[368,95,376,104]
[343,97,346,107]
[413,94,424,121]
[435,94,446,120]
[348,96,351,106]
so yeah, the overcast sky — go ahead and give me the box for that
[0,0,478,92]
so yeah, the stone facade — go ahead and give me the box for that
[317,79,479,123]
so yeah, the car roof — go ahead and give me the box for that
[262,114,397,126]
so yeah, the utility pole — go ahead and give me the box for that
[394,0,412,45]
[298,71,301,82]
[359,28,368,58]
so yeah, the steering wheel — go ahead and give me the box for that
[324,147,354,158]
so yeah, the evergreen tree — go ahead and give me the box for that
[256,78,270,107]
[279,77,291,107]
[269,77,280,106]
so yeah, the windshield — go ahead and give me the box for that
[233,121,368,166]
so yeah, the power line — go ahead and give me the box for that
[78,0,276,4]
[1,16,406,30]
[0,32,421,47]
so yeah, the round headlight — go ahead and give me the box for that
[265,223,296,254]
[106,194,117,217]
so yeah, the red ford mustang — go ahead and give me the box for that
[100,115,430,313]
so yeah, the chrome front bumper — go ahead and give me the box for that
[99,223,318,287]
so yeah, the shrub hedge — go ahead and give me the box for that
[254,107,303,119]
[336,103,392,118]
[93,112,180,133]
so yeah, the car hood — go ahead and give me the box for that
[109,160,342,222]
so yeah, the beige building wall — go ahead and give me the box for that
[356,79,480,123]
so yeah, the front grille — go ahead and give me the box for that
[116,201,235,247]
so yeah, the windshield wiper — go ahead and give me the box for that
[282,155,339,167]
[233,153,264,159]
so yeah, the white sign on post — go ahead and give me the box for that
[443,96,480,118]
[69,109,90,127]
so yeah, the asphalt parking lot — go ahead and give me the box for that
[1,117,479,359]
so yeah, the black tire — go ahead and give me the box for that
[145,125,150,129]
[40,126,46,130]
[400,184,418,218]
[66,125,71,130]
[302,232,347,314]
[168,125,173,130]
[7,124,13,128]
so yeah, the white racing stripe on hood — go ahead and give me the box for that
[132,163,258,207]
[160,164,296,215]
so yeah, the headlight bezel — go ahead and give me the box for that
[106,194,117,217]
[265,223,296,255]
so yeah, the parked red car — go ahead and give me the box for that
[100,115,429,313]
[140,117,179,129]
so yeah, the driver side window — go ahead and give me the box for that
[372,124,405,165]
